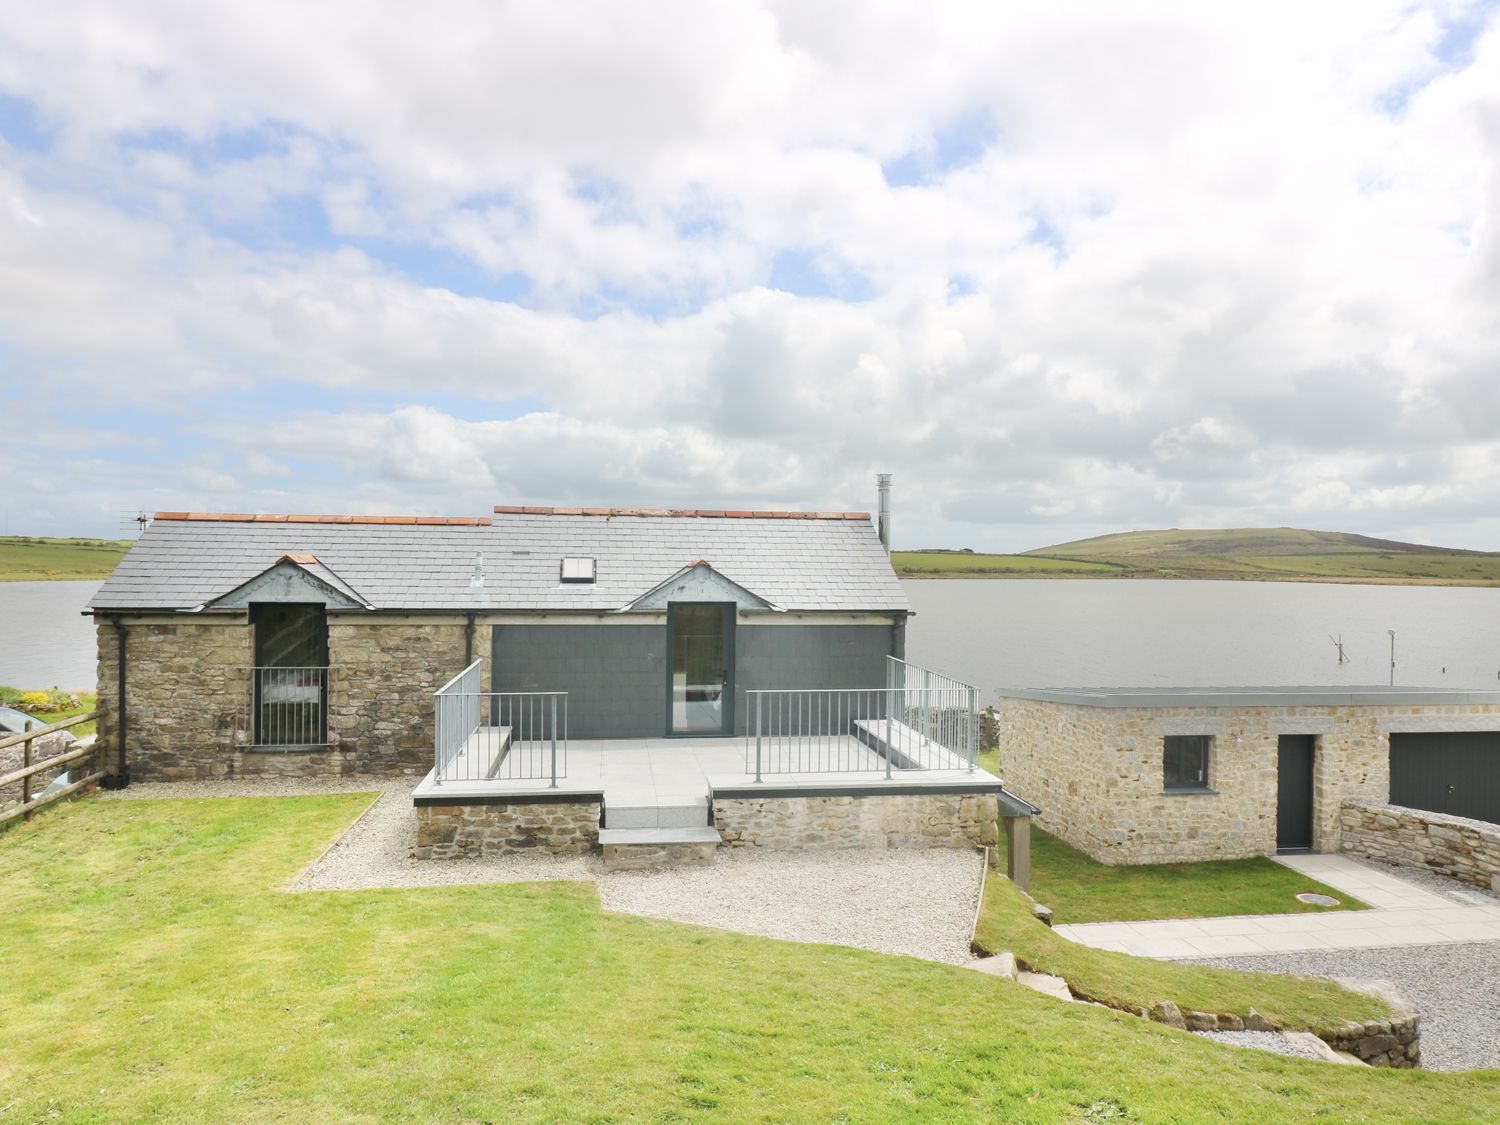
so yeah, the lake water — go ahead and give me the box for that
[1,577,1498,702]
[0,581,101,691]
[904,579,1500,703]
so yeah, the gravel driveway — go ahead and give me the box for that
[1184,943,1500,1071]
[98,781,985,964]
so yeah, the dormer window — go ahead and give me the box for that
[560,557,596,584]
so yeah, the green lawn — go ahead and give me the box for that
[4,796,1499,1122]
[1027,828,1366,924]
[0,535,132,581]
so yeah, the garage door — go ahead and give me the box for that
[1389,732,1500,825]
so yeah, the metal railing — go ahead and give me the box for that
[745,658,978,781]
[433,659,568,786]
[886,655,979,766]
[241,666,330,747]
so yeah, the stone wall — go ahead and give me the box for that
[414,799,600,858]
[97,616,253,781]
[996,698,1500,865]
[96,615,483,781]
[326,619,475,775]
[1340,799,1500,892]
[714,791,999,849]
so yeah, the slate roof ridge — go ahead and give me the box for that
[153,512,491,526]
[492,505,870,520]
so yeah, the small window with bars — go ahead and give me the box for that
[1163,735,1212,791]
[560,557,596,584]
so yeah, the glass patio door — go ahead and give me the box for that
[668,603,733,734]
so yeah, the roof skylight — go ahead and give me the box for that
[560,557,596,584]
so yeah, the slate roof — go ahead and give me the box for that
[89,510,909,614]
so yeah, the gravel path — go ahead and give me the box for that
[1192,1030,1325,1060]
[597,849,985,965]
[94,780,983,963]
[1185,942,1500,1071]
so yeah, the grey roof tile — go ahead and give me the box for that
[89,514,909,614]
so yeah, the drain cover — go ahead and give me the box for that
[1296,892,1340,906]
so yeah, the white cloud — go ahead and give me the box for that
[0,1,1497,548]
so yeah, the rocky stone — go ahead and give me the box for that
[1150,1000,1186,1030]
[1184,1010,1219,1032]
[968,952,1018,980]
[1245,1009,1275,1032]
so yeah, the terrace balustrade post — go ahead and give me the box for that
[549,695,558,789]
[969,686,978,772]
[885,696,893,781]
[754,693,763,783]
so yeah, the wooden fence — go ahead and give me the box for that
[0,711,105,826]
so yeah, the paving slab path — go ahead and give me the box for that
[1054,854,1500,958]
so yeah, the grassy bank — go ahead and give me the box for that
[973,874,1386,1030]
[4,795,1499,1121]
[0,536,132,581]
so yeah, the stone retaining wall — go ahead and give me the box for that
[1340,799,1500,892]
[414,800,600,859]
[714,792,999,849]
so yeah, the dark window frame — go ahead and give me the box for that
[1163,734,1212,791]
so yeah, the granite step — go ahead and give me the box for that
[599,826,721,871]
[606,803,711,829]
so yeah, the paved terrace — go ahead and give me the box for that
[412,735,1006,818]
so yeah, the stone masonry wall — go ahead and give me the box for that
[97,616,485,781]
[1000,697,1500,865]
[714,792,999,849]
[1341,799,1500,892]
[325,620,476,776]
[414,800,600,858]
[97,617,253,781]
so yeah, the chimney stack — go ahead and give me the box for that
[876,473,892,553]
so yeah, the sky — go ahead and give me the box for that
[1,1,1499,550]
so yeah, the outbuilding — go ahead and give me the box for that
[998,686,1500,865]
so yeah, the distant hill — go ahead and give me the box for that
[0,537,133,582]
[892,527,1500,585]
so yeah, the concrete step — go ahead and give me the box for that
[606,803,710,829]
[1017,971,1075,1002]
[599,826,721,871]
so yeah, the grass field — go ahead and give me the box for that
[6,795,1498,1122]
[892,552,1126,577]
[0,535,132,581]
[1024,828,1365,925]
[900,527,1500,585]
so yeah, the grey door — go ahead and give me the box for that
[1390,732,1500,824]
[1276,735,1314,851]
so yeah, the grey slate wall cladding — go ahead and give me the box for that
[491,621,897,738]
[733,625,895,737]
[492,625,667,738]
